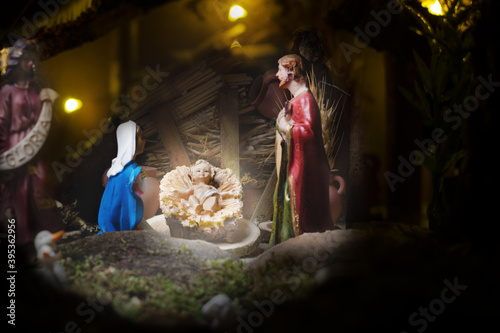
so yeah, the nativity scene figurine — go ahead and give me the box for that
[271,54,334,246]
[98,120,158,234]
[159,159,243,242]
[0,39,64,246]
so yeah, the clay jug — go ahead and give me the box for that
[140,166,160,219]
[329,172,345,224]
[248,69,290,119]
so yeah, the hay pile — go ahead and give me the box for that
[130,57,275,184]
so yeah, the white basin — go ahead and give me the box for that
[146,215,260,257]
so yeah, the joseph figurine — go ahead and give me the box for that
[270,54,333,246]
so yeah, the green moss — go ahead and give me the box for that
[61,256,253,324]
[60,250,318,325]
[246,255,317,304]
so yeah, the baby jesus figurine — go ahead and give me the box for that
[159,159,243,235]
[174,160,225,216]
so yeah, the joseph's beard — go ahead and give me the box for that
[278,77,289,89]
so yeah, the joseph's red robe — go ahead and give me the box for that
[284,90,333,235]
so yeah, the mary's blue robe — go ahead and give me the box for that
[98,161,143,234]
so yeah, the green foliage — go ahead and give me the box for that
[399,0,479,228]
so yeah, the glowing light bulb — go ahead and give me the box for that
[429,0,444,15]
[422,0,444,16]
[228,5,247,21]
[65,98,82,113]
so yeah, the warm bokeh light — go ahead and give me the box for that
[228,5,247,21]
[422,0,444,16]
[428,0,444,15]
[65,98,82,113]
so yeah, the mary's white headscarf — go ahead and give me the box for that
[107,120,137,178]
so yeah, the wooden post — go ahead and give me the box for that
[218,87,239,177]
[249,167,277,223]
[152,104,191,168]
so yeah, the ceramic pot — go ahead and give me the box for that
[140,166,160,219]
[329,173,345,224]
[248,69,289,119]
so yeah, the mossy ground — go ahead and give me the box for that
[61,255,320,327]
[61,255,252,323]
[57,229,319,328]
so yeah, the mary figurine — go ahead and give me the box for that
[98,120,148,234]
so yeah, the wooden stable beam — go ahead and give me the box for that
[153,104,191,168]
[250,167,277,223]
[218,87,239,177]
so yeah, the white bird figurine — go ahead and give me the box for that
[34,230,67,286]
